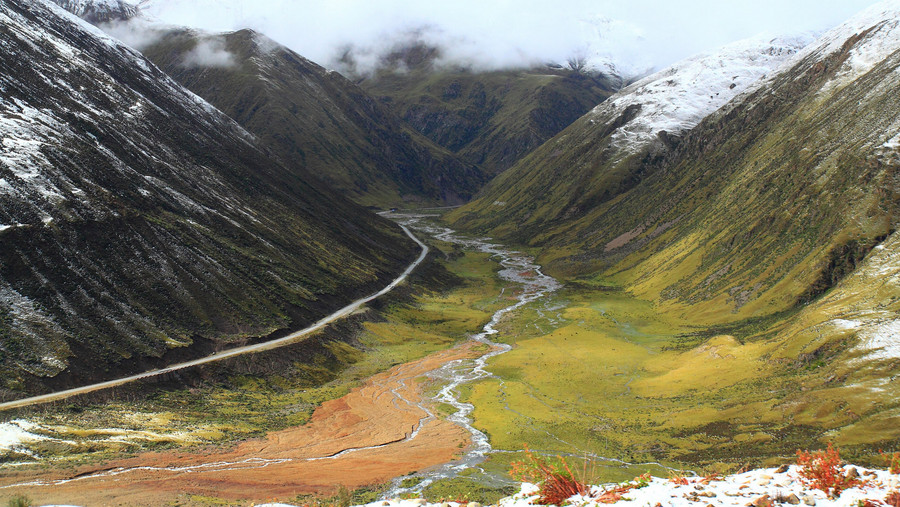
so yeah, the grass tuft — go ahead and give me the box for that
[7,495,30,507]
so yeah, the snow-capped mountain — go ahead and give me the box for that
[449,31,815,239]
[587,33,814,157]
[788,0,900,94]
[451,0,900,348]
[50,0,138,23]
[0,0,415,396]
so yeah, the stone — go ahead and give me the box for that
[440,503,452,507]
[760,474,774,480]
[758,479,771,486]
[698,491,717,497]
[801,494,816,506]
[750,495,771,507]
[413,500,428,506]
[775,465,790,474]
[381,502,391,506]
[845,467,859,479]
[467,502,482,507]
[784,494,801,505]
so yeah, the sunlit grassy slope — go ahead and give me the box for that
[445,12,900,479]
[463,268,900,475]
[451,41,899,328]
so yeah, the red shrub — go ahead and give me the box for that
[795,443,863,497]
[668,471,690,485]
[509,447,588,505]
[881,451,900,475]
[593,473,652,504]
[700,472,722,484]
[886,491,900,507]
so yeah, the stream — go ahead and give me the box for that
[1,213,682,498]
[383,212,563,497]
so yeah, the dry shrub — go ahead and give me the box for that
[886,491,900,507]
[509,446,588,505]
[593,473,651,504]
[881,451,900,475]
[668,471,690,486]
[795,442,864,497]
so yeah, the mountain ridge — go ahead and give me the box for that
[357,44,621,177]
[449,3,900,330]
[0,0,417,397]
[135,28,486,207]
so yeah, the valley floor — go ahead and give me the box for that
[0,213,898,506]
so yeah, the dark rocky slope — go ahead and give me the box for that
[135,29,485,207]
[358,44,620,177]
[0,0,417,398]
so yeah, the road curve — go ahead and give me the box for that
[0,224,429,412]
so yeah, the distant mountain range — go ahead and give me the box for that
[356,43,621,176]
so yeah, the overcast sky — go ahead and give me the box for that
[139,0,882,76]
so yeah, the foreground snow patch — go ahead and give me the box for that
[256,465,899,507]
[0,420,50,452]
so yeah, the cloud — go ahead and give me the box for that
[179,38,237,68]
[135,0,880,77]
[99,17,167,51]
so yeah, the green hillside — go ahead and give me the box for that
[140,30,486,207]
[450,28,900,328]
[359,45,618,176]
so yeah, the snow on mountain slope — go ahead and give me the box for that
[0,0,415,395]
[50,0,138,22]
[588,32,813,157]
[0,0,248,228]
[792,0,900,92]
[451,0,900,325]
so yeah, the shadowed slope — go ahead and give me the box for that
[0,0,416,397]
[138,29,486,207]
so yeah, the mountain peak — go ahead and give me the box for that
[49,0,138,23]
[790,0,900,92]
[586,32,814,157]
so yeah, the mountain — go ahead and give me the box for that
[51,0,137,23]
[448,33,812,245]
[131,29,486,207]
[449,4,900,331]
[0,0,417,397]
[357,43,620,177]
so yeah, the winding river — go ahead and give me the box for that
[0,213,569,499]
[383,212,562,497]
